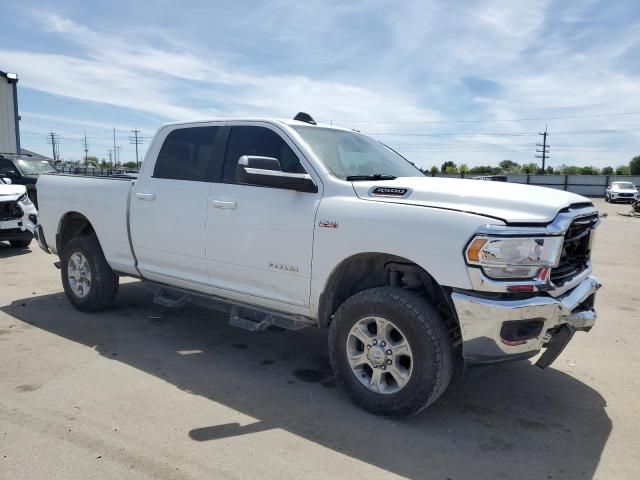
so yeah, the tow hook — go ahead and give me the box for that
[535,324,576,369]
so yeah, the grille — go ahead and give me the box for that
[0,201,22,221]
[551,214,598,286]
[617,193,634,197]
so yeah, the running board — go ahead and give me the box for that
[146,282,315,331]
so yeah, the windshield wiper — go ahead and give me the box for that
[345,174,397,181]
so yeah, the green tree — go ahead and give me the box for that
[459,163,469,174]
[522,162,539,174]
[469,165,494,174]
[630,155,640,175]
[561,165,580,174]
[616,165,630,175]
[498,160,521,174]
[444,165,459,174]
[441,161,457,173]
[429,166,439,175]
[123,161,138,169]
[579,166,600,175]
[601,166,614,175]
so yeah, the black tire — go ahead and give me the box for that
[329,287,453,417]
[60,235,119,312]
[604,195,609,203]
[9,238,32,248]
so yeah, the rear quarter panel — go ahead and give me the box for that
[38,174,136,274]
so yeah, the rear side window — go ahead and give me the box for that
[154,126,220,181]
[223,126,304,182]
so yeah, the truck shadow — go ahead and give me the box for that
[2,281,611,480]
[0,242,33,258]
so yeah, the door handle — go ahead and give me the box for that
[135,192,156,201]
[211,200,237,209]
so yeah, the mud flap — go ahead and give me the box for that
[535,324,576,369]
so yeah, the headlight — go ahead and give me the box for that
[465,236,563,280]
[18,193,33,206]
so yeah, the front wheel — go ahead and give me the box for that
[61,235,119,312]
[329,287,453,417]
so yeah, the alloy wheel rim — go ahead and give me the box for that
[346,316,413,394]
[68,252,91,298]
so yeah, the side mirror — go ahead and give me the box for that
[236,155,318,193]
[1,177,11,184]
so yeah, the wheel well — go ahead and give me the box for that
[57,212,95,252]
[318,253,461,343]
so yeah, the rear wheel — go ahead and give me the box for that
[61,235,119,312]
[329,287,453,417]
[9,238,32,248]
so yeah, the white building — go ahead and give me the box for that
[0,70,20,154]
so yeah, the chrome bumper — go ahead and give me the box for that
[451,275,601,365]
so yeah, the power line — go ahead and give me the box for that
[83,132,89,166]
[365,127,640,137]
[45,131,60,162]
[128,129,144,169]
[536,125,550,171]
[325,111,640,125]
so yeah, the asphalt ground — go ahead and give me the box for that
[1,198,638,479]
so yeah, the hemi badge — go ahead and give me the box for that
[319,220,338,228]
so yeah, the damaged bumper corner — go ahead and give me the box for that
[451,275,601,367]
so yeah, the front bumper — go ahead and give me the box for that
[451,275,601,366]
[0,218,33,241]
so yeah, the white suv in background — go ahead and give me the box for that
[0,177,38,248]
[605,181,639,203]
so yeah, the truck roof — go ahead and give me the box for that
[158,117,355,133]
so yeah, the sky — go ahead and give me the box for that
[1,0,640,170]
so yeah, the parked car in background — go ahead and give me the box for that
[0,153,58,207]
[0,177,38,248]
[472,175,507,182]
[36,114,602,416]
[605,181,639,203]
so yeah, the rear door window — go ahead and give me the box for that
[154,127,221,182]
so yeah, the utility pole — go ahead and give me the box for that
[113,127,117,168]
[116,146,122,167]
[83,132,89,166]
[107,150,113,168]
[536,125,550,173]
[129,129,143,169]
[46,131,60,163]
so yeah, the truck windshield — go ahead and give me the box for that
[292,126,423,180]
[613,182,635,189]
[16,159,58,175]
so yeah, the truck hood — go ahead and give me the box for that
[0,184,27,201]
[352,177,592,224]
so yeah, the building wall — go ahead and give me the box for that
[0,76,18,154]
[432,173,640,197]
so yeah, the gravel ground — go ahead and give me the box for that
[0,198,638,480]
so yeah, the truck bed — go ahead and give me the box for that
[37,174,138,275]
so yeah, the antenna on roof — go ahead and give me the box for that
[293,112,317,125]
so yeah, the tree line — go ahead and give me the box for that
[423,155,640,176]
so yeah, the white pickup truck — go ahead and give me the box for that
[36,114,601,416]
